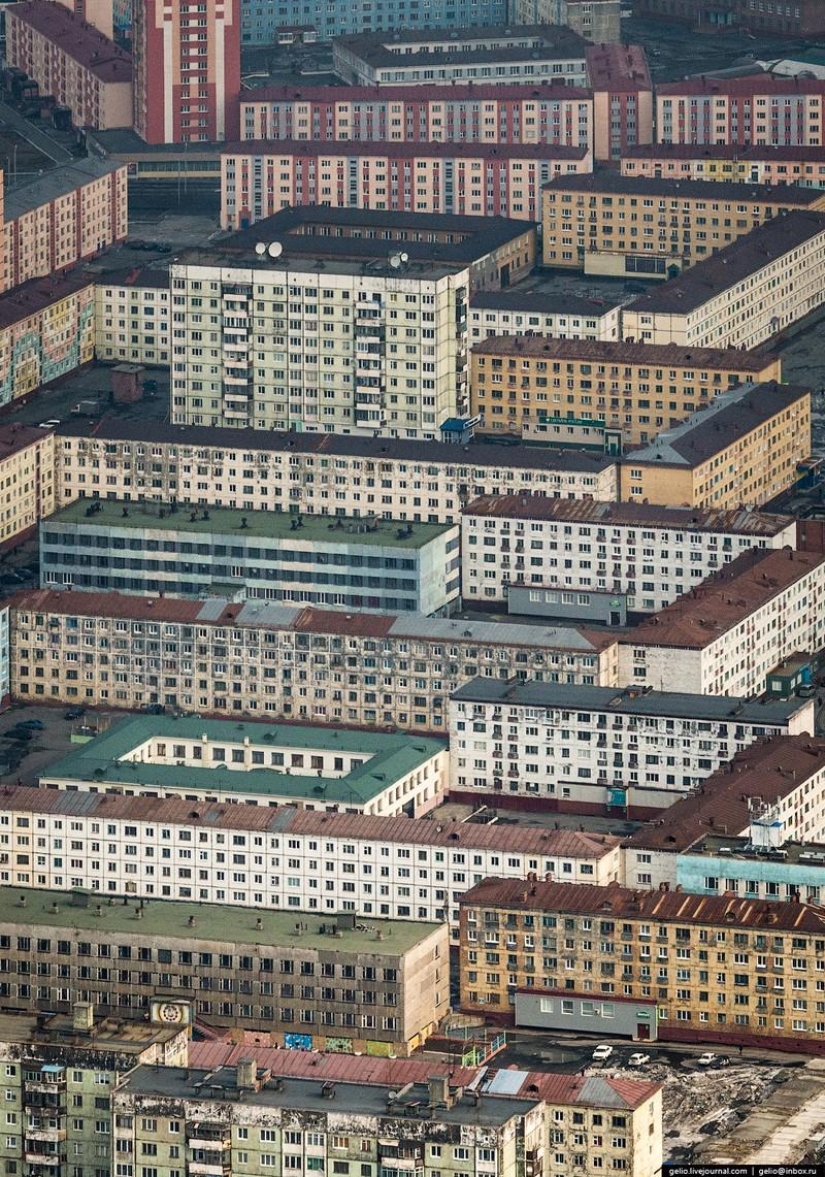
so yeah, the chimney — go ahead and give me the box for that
[428,1075,451,1109]
[73,1001,94,1033]
[236,1057,257,1090]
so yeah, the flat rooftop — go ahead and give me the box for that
[624,211,825,316]
[683,834,825,866]
[0,1011,182,1054]
[585,42,651,90]
[335,24,588,68]
[240,81,594,105]
[622,143,825,163]
[223,139,587,162]
[0,422,54,459]
[657,74,825,96]
[94,267,170,292]
[4,157,124,221]
[44,499,451,548]
[39,715,446,806]
[626,381,810,468]
[471,289,621,317]
[0,887,441,955]
[471,335,778,370]
[0,270,94,331]
[451,677,811,725]
[543,171,824,203]
[7,1,132,82]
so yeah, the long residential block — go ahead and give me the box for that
[541,172,825,275]
[0,424,55,551]
[449,677,814,816]
[8,590,616,729]
[0,786,622,933]
[468,289,622,346]
[620,210,825,350]
[656,75,825,148]
[469,335,781,446]
[637,0,825,35]
[616,548,825,698]
[0,887,449,1053]
[240,0,508,43]
[621,143,825,188]
[461,494,796,612]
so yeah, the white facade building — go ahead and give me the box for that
[469,291,622,346]
[94,269,170,366]
[449,678,815,815]
[461,496,797,613]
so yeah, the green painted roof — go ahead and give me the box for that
[45,499,452,549]
[0,887,443,954]
[40,716,446,805]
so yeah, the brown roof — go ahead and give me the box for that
[620,548,825,649]
[0,786,620,858]
[626,735,825,853]
[6,588,211,624]
[462,495,794,537]
[543,171,822,203]
[0,270,94,331]
[292,606,396,637]
[460,874,825,931]
[657,74,825,97]
[470,334,778,369]
[6,1,132,82]
[222,139,587,163]
[0,423,53,460]
[241,82,593,105]
[623,143,825,163]
[584,42,652,91]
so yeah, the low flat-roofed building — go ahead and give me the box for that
[621,143,825,188]
[37,714,448,817]
[616,381,812,510]
[616,548,825,698]
[8,589,617,729]
[0,887,449,1052]
[461,493,796,612]
[0,423,55,550]
[221,140,591,230]
[623,735,825,889]
[93,267,170,365]
[678,833,825,907]
[470,336,781,446]
[55,419,618,522]
[39,499,461,615]
[469,289,622,345]
[449,677,814,816]
[542,171,825,275]
[332,25,590,88]
[620,210,825,349]
[0,785,622,931]
[459,872,825,1051]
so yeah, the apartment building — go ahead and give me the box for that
[39,498,461,614]
[7,590,617,729]
[655,75,825,148]
[461,495,796,613]
[0,424,55,551]
[470,336,781,445]
[220,141,592,229]
[240,0,507,43]
[2,158,128,292]
[624,736,825,890]
[469,290,622,346]
[0,1005,188,1177]
[132,0,240,143]
[0,272,96,409]
[638,0,825,38]
[4,0,133,130]
[585,43,653,162]
[459,875,825,1051]
[0,887,448,1052]
[541,173,825,275]
[239,84,595,151]
[169,207,535,437]
[621,143,825,187]
[332,26,590,89]
[449,677,813,816]
[615,547,825,698]
[620,210,825,349]
[55,420,618,522]
[0,786,621,932]
[514,0,621,42]
[93,268,170,366]
[54,0,113,36]
[616,382,812,510]
[678,833,825,908]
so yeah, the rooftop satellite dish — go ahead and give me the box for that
[254,242,267,256]
[389,252,402,269]
[400,252,409,263]
[268,241,283,259]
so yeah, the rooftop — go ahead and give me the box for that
[462,495,794,535]
[223,139,588,162]
[334,25,588,69]
[624,211,825,315]
[450,677,811,726]
[6,1,132,82]
[4,157,124,221]
[0,1011,183,1055]
[618,547,825,650]
[543,171,824,203]
[471,335,778,370]
[683,833,825,866]
[471,289,621,317]
[240,82,594,105]
[625,735,825,853]
[0,785,621,860]
[93,267,171,292]
[622,143,825,163]
[460,875,825,931]
[626,381,810,469]
[657,73,825,97]
[0,270,94,331]
[0,887,442,955]
[45,499,451,548]
[39,714,446,806]
[0,422,54,460]
[584,42,652,91]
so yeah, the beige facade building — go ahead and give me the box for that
[221,140,591,229]
[469,290,622,346]
[0,424,55,551]
[586,43,654,163]
[621,143,825,187]
[512,0,621,41]
[8,589,617,729]
[655,75,825,148]
[542,173,825,275]
[620,210,825,350]
[617,381,812,510]
[470,337,781,445]
[5,0,133,130]
[615,547,825,698]
[94,268,170,365]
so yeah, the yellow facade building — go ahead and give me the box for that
[621,143,825,188]
[0,423,55,550]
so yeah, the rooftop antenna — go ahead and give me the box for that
[400,251,409,264]
[254,242,267,256]
[268,241,283,259]
[389,251,402,269]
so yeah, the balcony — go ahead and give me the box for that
[25,1124,66,1143]
[23,1148,65,1166]
[188,1162,231,1177]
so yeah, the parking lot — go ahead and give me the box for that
[0,700,114,785]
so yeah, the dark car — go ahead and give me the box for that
[143,703,165,715]
[17,719,44,730]
[64,706,86,720]
[156,242,172,254]
[6,728,33,742]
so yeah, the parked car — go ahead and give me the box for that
[628,1053,650,1067]
[16,719,44,730]
[696,1053,717,1066]
[5,727,33,742]
[797,684,817,698]
[64,706,86,720]
[143,703,165,715]
[37,419,60,428]
[592,1045,613,1062]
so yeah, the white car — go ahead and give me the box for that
[628,1053,650,1067]
[37,420,60,428]
[696,1052,717,1066]
[592,1045,613,1061]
